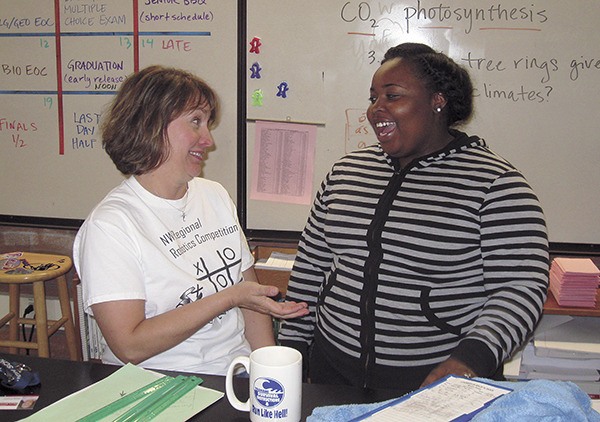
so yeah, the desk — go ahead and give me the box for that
[543,289,600,317]
[0,353,404,421]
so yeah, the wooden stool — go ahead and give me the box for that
[0,252,81,360]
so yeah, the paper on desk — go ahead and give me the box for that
[20,363,223,421]
[533,316,600,355]
[254,251,295,271]
[502,348,522,378]
[353,376,511,421]
[535,314,574,335]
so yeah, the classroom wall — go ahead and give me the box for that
[0,224,77,303]
[0,0,239,220]
[244,0,600,245]
[2,1,600,246]
[0,224,76,257]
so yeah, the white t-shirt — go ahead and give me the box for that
[73,176,254,374]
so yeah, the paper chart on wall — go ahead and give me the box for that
[250,120,317,206]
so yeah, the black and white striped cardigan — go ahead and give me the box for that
[279,130,549,388]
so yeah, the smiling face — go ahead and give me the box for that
[135,106,215,198]
[161,107,214,185]
[367,57,450,168]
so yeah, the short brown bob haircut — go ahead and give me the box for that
[101,65,219,175]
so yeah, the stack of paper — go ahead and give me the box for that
[523,342,600,381]
[549,258,600,307]
[504,315,600,395]
[533,315,600,359]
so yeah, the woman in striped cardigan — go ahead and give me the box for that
[278,43,549,394]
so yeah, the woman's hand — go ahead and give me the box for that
[232,280,309,319]
[91,274,308,365]
[420,357,476,388]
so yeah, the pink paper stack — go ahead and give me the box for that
[549,258,600,308]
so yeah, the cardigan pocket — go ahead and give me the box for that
[316,269,338,312]
[419,286,464,336]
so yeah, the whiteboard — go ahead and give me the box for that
[245,0,600,245]
[0,0,238,221]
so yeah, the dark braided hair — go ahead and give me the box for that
[382,43,473,127]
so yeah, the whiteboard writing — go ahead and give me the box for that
[0,0,238,221]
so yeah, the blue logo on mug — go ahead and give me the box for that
[253,377,285,407]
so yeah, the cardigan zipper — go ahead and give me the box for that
[361,168,405,387]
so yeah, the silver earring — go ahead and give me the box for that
[436,107,442,113]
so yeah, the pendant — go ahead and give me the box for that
[182,211,186,222]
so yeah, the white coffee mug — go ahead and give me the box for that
[225,345,302,422]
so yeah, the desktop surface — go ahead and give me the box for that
[0,353,404,421]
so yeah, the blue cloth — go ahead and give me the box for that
[474,380,600,422]
[307,379,600,422]
[308,398,396,421]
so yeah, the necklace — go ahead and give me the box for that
[128,177,192,223]
[162,189,189,222]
